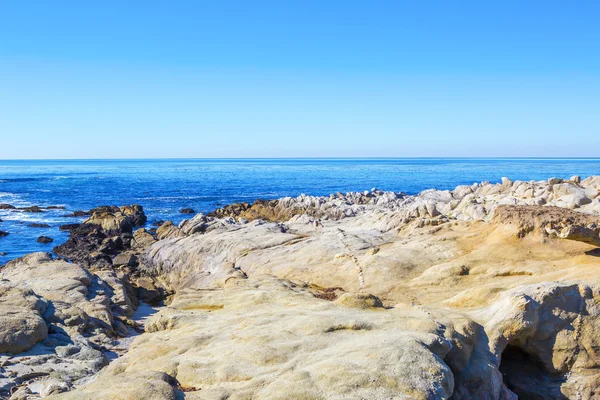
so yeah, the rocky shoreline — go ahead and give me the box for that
[0,176,599,399]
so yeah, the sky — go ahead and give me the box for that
[0,1,599,159]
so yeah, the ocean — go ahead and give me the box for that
[1,158,599,263]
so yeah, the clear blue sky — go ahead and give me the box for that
[1,1,599,159]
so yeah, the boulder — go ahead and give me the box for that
[120,204,147,226]
[155,221,185,241]
[133,228,156,248]
[113,252,138,267]
[0,283,48,354]
[37,236,54,244]
[84,212,132,233]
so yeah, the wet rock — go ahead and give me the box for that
[37,236,53,244]
[180,208,195,214]
[28,223,51,228]
[152,220,165,227]
[20,206,44,213]
[0,204,16,210]
[59,223,81,231]
[119,204,147,226]
[85,212,133,233]
[65,210,92,217]
[0,231,8,238]
[45,205,66,210]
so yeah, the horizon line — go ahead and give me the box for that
[1,156,600,162]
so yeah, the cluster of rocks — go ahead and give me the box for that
[0,205,169,397]
[206,175,600,224]
[2,176,600,399]
[117,175,599,399]
[0,252,139,398]
[0,205,65,213]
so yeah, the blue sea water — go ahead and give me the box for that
[1,158,599,264]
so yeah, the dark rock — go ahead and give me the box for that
[180,208,195,214]
[46,205,66,210]
[89,205,120,214]
[0,231,8,238]
[119,205,147,226]
[59,223,81,231]
[148,228,157,235]
[134,278,166,305]
[37,236,54,244]
[21,206,45,213]
[0,252,6,256]
[66,210,92,217]
[0,204,16,210]
[152,220,165,227]
[29,223,51,228]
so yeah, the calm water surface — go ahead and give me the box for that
[1,158,599,263]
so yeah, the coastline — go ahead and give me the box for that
[0,175,599,398]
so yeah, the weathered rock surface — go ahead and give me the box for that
[7,177,600,399]
[0,252,143,397]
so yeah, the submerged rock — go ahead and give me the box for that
[28,223,51,228]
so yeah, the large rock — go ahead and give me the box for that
[53,276,455,399]
[0,252,141,396]
[0,283,48,354]
[155,221,185,241]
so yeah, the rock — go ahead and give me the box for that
[112,252,138,267]
[37,236,54,244]
[133,228,156,248]
[180,208,195,214]
[178,213,207,235]
[40,378,70,396]
[152,220,165,226]
[0,283,48,353]
[570,175,582,184]
[28,222,51,228]
[0,204,16,209]
[0,252,6,256]
[548,177,563,185]
[133,277,164,305]
[20,206,44,213]
[46,371,179,400]
[119,204,147,226]
[0,251,142,395]
[66,210,92,217]
[0,230,8,238]
[84,212,132,233]
[61,277,454,399]
[155,221,185,241]
[59,223,80,231]
[334,293,384,309]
